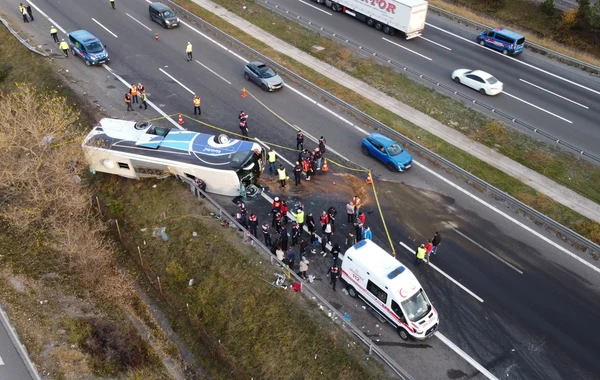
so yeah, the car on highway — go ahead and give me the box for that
[244,62,284,91]
[451,69,503,96]
[149,2,180,28]
[361,132,412,172]
[67,30,109,66]
[476,28,525,56]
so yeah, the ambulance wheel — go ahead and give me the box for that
[347,285,357,298]
[502,49,509,55]
[366,18,374,27]
[397,327,410,341]
[362,146,370,156]
[375,22,383,31]
[479,40,485,46]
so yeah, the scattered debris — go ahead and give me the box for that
[140,227,148,232]
[192,231,198,237]
[188,279,194,287]
[41,273,59,280]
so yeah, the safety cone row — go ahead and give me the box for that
[366,172,372,184]
[322,158,329,172]
[178,114,184,125]
[241,87,247,98]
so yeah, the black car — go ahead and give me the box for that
[149,3,180,28]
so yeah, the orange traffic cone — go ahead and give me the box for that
[178,114,184,125]
[322,159,329,172]
[155,33,159,41]
[241,88,247,98]
[366,172,372,184]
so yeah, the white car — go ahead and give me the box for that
[451,69,503,96]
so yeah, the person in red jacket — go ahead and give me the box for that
[271,197,281,227]
[319,211,329,233]
[424,239,433,263]
[280,200,289,224]
[357,211,366,225]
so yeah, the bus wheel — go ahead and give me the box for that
[383,25,393,35]
[216,134,230,144]
[397,327,410,341]
[347,285,358,298]
[366,18,374,27]
[375,22,383,31]
[502,49,509,55]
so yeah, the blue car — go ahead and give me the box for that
[67,30,109,66]
[361,133,412,172]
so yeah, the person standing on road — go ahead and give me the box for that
[319,136,327,155]
[262,223,272,247]
[137,83,146,94]
[357,211,366,226]
[125,93,133,111]
[331,243,341,267]
[248,213,258,238]
[432,231,442,255]
[267,149,277,176]
[306,212,315,234]
[296,130,304,151]
[327,206,337,234]
[193,95,202,115]
[280,226,288,251]
[26,4,34,21]
[298,257,309,280]
[239,119,249,141]
[186,42,192,61]
[322,222,332,255]
[424,239,433,263]
[129,84,138,104]
[59,39,69,56]
[355,223,364,243]
[110,0,115,9]
[319,211,329,234]
[50,26,59,43]
[291,208,305,232]
[299,238,308,257]
[345,231,356,249]
[286,247,296,270]
[291,222,299,246]
[20,4,29,23]
[276,245,285,263]
[140,92,148,110]
[363,226,372,241]
[310,230,319,254]
[271,197,281,227]
[277,165,287,188]
[415,244,426,266]
[314,147,323,171]
[351,195,361,218]
[293,161,302,186]
[327,265,339,291]
[346,203,354,224]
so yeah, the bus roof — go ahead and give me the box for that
[345,240,421,299]
[83,118,261,170]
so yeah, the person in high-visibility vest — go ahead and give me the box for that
[415,244,426,266]
[267,148,277,175]
[140,92,147,110]
[50,26,59,43]
[291,208,305,232]
[193,96,201,115]
[129,84,138,104]
[277,165,287,188]
[110,0,115,9]
[125,93,133,112]
[59,39,69,57]
[137,83,145,94]
[186,42,192,61]
[20,4,29,23]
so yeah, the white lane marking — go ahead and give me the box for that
[126,13,152,31]
[452,229,524,274]
[399,242,484,303]
[519,79,589,109]
[159,68,195,95]
[103,66,183,130]
[0,355,4,365]
[419,35,452,51]
[425,22,600,97]
[503,91,572,123]
[26,0,66,34]
[382,37,432,61]
[298,0,332,15]
[195,60,232,84]
[435,332,500,380]
[414,160,600,275]
[91,18,118,38]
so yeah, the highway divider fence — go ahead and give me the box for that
[1,16,49,57]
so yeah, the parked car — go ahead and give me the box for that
[149,2,180,28]
[244,62,284,91]
[361,133,413,172]
[451,69,503,96]
[67,30,109,66]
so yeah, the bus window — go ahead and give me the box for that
[367,280,388,304]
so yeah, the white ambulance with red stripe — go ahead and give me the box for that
[341,239,438,340]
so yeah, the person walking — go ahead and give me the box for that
[50,26,59,43]
[286,247,296,270]
[296,130,304,151]
[293,161,302,186]
[319,136,327,155]
[267,149,277,176]
[193,95,202,115]
[262,223,272,247]
[363,226,373,240]
[20,4,29,23]
[140,92,148,110]
[59,39,69,57]
[291,208,305,232]
[299,238,308,257]
[322,222,332,256]
[351,195,362,218]
[346,203,354,224]
[298,257,309,280]
[129,84,138,104]
[280,227,289,251]
[239,119,249,141]
[291,222,300,246]
[424,239,433,263]
[277,165,287,188]
[25,4,34,21]
[306,212,315,234]
[415,244,426,266]
[327,265,339,291]
[248,213,258,237]
[110,0,115,9]
[345,231,356,249]
[186,42,193,61]
[125,93,133,111]
[432,231,442,255]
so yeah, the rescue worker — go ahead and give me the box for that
[262,223,272,247]
[239,111,248,123]
[271,197,281,227]
[267,149,277,176]
[305,212,315,233]
[296,130,304,151]
[291,208,305,232]
[125,92,133,111]
[293,161,303,186]
[50,26,59,43]
[59,39,69,57]
[319,136,327,155]
[137,83,146,94]
[277,165,287,188]
[248,213,258,237]
[110,0,115,9]
[140,92,148,110]
[415,244,426,266]
[26,4,34,21]
[319,211,329,233]
[291,222,300,246]
[186,42,192,61]
[327,265,339,291]
[239,119,249,141]
[129,84,138,104]
[20,3,29,22]
[193,95,201,115]
[298,257,309,280]
[302,159,311,181]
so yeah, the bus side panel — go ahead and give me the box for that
[83,146,139,179]
[171,165,240,197]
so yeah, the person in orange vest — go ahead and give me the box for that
[129,84,138,104]
[193,95,201,115]
[137,83,145,94]
[125,93,133,111]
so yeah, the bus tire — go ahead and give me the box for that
[347,285,358,298]
[216,134,230,144]
[383,25,393,35]
[397,327,410,341]
[366,18,374,27]
[375,22,383,31]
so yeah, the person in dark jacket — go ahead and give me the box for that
[355,223,364,243]
[262,223,272,247]
[319,136,327,154]
[26,4,34,21]
[280,227,289,251]
[331,243,341,267]
[432,231,442,254]
[296,131,304,151]
[291,222,300,246]
[327,266,339,291]
[327,206,337,234]
[306,212,316,233]
[248,213,258,237]
[287,247,296,270]
[299,238,308,256]
[293,161,303,186]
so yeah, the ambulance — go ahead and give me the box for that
[341,240,438,340]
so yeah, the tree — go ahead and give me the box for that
[540,0,556,16]
[576,0,591,28]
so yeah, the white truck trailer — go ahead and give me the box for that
[312,0,428,39]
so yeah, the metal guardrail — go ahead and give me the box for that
[0,305,42,380]
[0,16,49,57]
[167,0,600,262]
[428,5,600,76]
[260,0,600,166]
[178,176,415,380]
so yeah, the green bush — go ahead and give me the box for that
[540,0,556,15]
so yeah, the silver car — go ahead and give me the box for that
[244,62,284,91]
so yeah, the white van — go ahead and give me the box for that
[341,240,438,340]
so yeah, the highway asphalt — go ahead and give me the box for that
[0,306,35,380]
[6,0,600,378]
[262,0,600,157]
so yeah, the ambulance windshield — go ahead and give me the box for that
[401,288,431,321]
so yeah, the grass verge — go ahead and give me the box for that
[170,0,600,246]
[97,176,391,379]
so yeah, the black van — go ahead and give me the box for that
[149,3,180,28]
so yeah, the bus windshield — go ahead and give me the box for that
[401,289,432,322]
[235,149,264,186]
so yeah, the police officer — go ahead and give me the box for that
[239,111,248,124]
[277,165,287,188]
[293,161,303,186]
[50,26,59,43]
[59,39,69,57]
[296,130,304,151]
[331,243,341,267]
[271,197,281,227]
[239,119,249,141]
[291,222,300,246]
[193,95,201,115]
[267,148,277,175]
[327,266,339,291]
[305,212,315,234]
[262,223,272,247]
